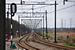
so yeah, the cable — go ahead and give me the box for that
[48,4,75,14]
[20,3,75,14]
[17,5,50,10]
[16,4,75,14]
[6,4,75,15]
[6,2,75,16]
[6,3,51,10]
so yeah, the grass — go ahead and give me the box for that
[39,32,75,48]
[64,42,75,48]
[41,32,54,38]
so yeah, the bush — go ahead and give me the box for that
[64,42,75,47]
[71,37,75,43]
[64,37,75,47]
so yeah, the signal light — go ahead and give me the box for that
[10,3,17,16]
[63,0,68,5]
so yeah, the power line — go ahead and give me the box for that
[6,5,50,10]
[19,4,75,14]
[6,4,75,15]
[48,4,75,14]
[6,0,54,11]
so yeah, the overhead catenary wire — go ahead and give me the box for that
[6,1,75,28]
[6,3,75,15]
[48,4,75,14]
[6,5,50,10]
[19,3,75,14]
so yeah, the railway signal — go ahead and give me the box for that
[63,0,75,5]
[10,3,17,49]
[63,0,68,5]
[10,3,17,16]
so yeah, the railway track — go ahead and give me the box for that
[17,33,40,50]
[17,33,75,50]
[32,33,75,50]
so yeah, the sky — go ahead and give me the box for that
[6,0,75,28]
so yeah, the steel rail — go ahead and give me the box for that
[17,33,40,50]
[33,33,75,50]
